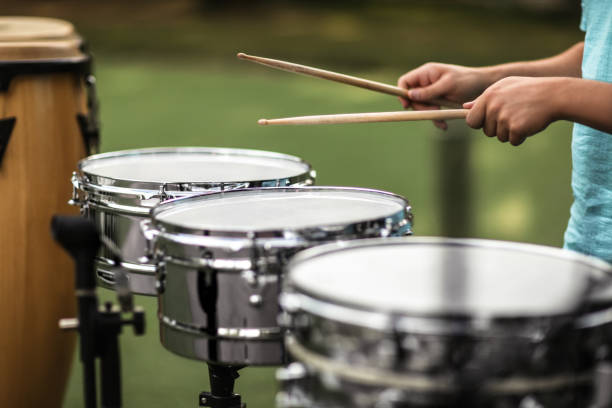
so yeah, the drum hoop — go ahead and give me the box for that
[280,291,569,339]
[150,186,412,241]
[285,335,593,394]
[76,146,316,194]
[159,314,282,340]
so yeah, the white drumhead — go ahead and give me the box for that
[156,189,406,231]
[289,239,606,317]
[81,150,309,183]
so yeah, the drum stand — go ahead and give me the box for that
[51,215,145,408]
[200,364,246,408]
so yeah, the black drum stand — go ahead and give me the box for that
[51,215,145,408]
[200,364,246,408]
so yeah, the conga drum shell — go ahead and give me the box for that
[0,17,94,408]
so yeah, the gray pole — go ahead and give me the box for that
[435,122,471,238]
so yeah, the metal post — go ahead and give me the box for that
[436,122,471,238]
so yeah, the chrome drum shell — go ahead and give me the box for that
[279,238,612,407]
[71,147,316,295]
[148,187,413,365]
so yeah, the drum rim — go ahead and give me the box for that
[149,185,412,239]
[75,146,315,193]
[284,237,612,323]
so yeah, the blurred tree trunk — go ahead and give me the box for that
[436,123,472,238]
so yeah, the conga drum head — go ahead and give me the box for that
[149,186,413,366]
[279,238,612,408]
[0,17,74,41]
[73,147,317,295]
[0,17,84,60]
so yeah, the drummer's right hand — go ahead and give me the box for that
[397,63,492,130]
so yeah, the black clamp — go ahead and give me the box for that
[52,215,145,408]
[200,365,246,408]
[199,391,244,408]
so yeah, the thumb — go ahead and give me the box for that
[408,78,450,102]
[463,100,475,109]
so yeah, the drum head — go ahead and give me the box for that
[0,17,74,42]
[288,238,612,318]
[80,147,312,185]
[154,187,407,232]
[0,17,83,60]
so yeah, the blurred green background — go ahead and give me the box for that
[6,1,584,407]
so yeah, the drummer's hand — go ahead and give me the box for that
[397,63,491,130]
[464,76,561,146]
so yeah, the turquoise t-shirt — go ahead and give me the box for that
[563,1,612,262]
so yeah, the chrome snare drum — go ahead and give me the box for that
[279,238,612,408]
[71,147,315,295]
[145,187,413,366]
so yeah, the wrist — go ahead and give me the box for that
[547,77,573,121]
[478,65,507,86]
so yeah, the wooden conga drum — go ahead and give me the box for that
[0,17,98,408]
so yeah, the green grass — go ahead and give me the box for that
[44,3,582,407]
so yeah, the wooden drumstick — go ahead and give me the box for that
[237,53,460,108]
[258,109,468,126]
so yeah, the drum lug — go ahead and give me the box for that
[155,261,166,294]
[241,270,258,287]
[68,172,86,207]
[279,293,301,313]
[0,117,15,169]
[249,294,263,308]
[139,219,160,263]
[276,362,307,382]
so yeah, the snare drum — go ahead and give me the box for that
[0,17,97,408]
[145,186,413,366]
[71,147,315,295]
[279,238,612,408]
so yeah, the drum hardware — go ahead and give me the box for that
[592,362,612,408]
[200,364,246,408]
[51,215,145,408]
[0,117,15,166]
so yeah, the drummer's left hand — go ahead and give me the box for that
[463,76,561,146]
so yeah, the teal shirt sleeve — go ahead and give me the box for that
[563,0,612,262]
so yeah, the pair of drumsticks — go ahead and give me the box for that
[237,53,468,126]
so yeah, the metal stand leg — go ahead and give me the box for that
[199,364,246,408]
[592,362,612,408]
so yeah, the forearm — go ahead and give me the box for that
[479,42,584,84]
[554,78,612,134]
